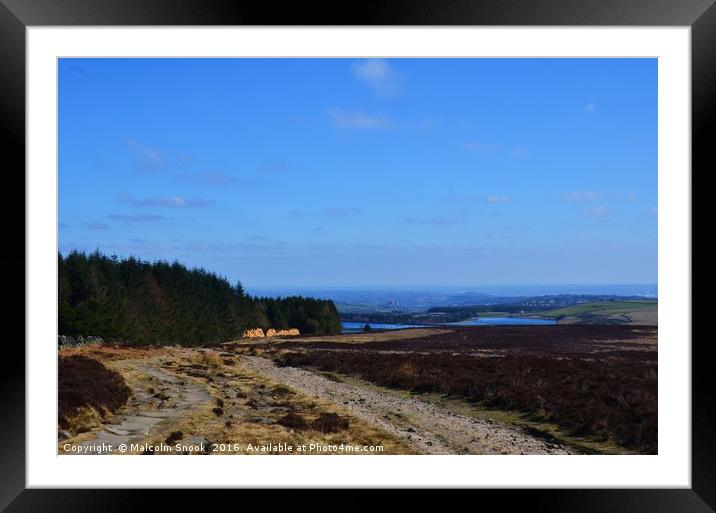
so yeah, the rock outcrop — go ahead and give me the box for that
[242,328,265,338]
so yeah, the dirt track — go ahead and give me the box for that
[238,355,572,455]
[65,347,573,455]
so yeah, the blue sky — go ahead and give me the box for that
[58,58,657,288]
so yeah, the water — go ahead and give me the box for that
[341,322,427,333]
[341,317,556,333]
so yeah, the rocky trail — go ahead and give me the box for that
[238,355,573,455]
[75,358,214,454]
[69,349,572,455]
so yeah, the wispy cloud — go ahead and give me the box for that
[352,59,401,96]
[566,191,601,202]
[125,139,164,170]
[288,209,311,217]
[464,141,498,152]
[618,191,638,202]
[580,206,610,221]
[67,64,90,76]
[84,222,109,230]
[511,146,530,159]
[486,195,512,204]
[599,238,624,250]
[323,206,363,217]
[327,109,391,129]
[108,214,168,225]
[117,193,214,208]
[584,101,596,114]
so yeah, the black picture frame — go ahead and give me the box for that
[2,0,714,510]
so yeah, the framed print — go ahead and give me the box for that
[2,0,715,510]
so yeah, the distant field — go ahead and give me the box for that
[536,301,656,316]
[526,301,657,325]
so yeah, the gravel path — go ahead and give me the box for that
[238,355,573,455]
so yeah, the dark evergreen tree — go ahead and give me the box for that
[57,251,342,345]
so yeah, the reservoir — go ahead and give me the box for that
[342,317,557,333]
[342,322,426,333]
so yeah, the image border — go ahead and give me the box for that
[3,0,714,510]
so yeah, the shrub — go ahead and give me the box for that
[165,431,183,444]
[279,349,657,453]
[311,412,349,433]
[58,355,131,433]
[276,413,309,431]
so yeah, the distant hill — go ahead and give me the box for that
[340,296,658,325]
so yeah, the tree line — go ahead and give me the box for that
[58,250,342,346]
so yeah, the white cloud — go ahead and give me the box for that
[352,59,400,96]
[566,191,601,202]
[486,195,512,204]
[125,139,164,168]
[117,193,214,208]
[327,109,390,129]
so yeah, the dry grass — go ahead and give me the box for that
[188,350,224,368]
[59,344,168,361]
[60,346,415,455]
[224,328,450,348]
[125,350,415,455]
[64,406,104,434]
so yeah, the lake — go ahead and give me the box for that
[341,322,427,333]
[341,317,557,333]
